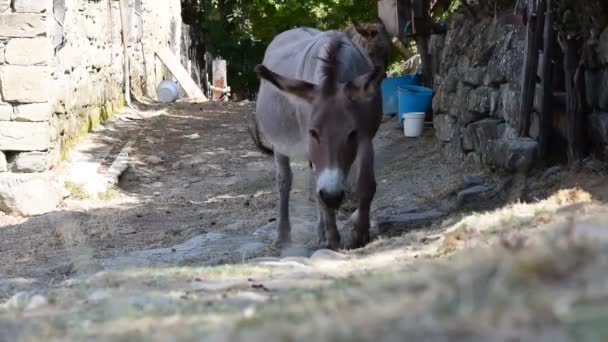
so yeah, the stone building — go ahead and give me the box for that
[0,0,186,215]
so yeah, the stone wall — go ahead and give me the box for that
[431,12,539,173]
[0,0,183,215]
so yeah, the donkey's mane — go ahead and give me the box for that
[317,37,344,95]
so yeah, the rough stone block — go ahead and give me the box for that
[0,172,60,216]
[13,103,52,122]
[0,14,47,38]
[5,38,53,65]
[11,151,53,172]
[13,0,52,13]
[0,101,12,120]
[599,28,608,65]
[0,65,50,103]
[469,118,502,156]
[464,152,482,169]
[0,121,51,151]
[434,114,458,142]
[497,83,519,123]
[462,125,474,151]
[590,112,608,145]
[487,138,539,173]
[0,151,6,172]
[467,86,494,115]
[0,0,10,13]
[463,67,486,86]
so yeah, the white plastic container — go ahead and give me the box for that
[402,112,425,137]
[157,80,179,103]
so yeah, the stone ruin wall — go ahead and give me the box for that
[0,0,183,215]
[431,10,608,173]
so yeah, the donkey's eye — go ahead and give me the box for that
[348,130,358,141]
[309,129,320,142]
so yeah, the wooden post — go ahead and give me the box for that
[517,0,545,137]
[563,36,586,164]
[538,0,555,160]
[212,59,227,101]
[411,0,432,88]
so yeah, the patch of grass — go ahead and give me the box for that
[98,185,120,200]
[64,181,89,200]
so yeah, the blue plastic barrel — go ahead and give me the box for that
[397,84,433,126]
[381,75,420,115]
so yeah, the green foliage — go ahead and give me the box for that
[185,0,378,98]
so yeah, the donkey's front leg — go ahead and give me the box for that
[275,153,292,247]
[351,140,376,249]
[316,200,327,246]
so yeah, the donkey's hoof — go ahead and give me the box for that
[275,236,292,249]
[324,238,341,251]
[348,234,370,250]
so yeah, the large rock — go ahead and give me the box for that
[0,121,51,151]
[11,151,54,172]
[497,83,520,123]
[0,66,50,103]
[467,86,494,115]
[468,118,502,156]
[13,103,52,122]
[0,0,10,13]
[463,67,487,86]
[589,112,608,145]
[13,0,52,13]
[5,38,53,65]
[434,114,458,142]
[0,101,12,120]
[487,138,539,173]
[599,28,608,65]
[0,151,6,172]
[0,14,47,38]
[0,172,60,216]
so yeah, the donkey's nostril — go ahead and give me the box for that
[318,189,345,208]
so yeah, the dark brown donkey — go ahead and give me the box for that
[254,28,384,249]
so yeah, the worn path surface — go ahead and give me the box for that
[1,101,608,341]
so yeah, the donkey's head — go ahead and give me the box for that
[255,39,383,209]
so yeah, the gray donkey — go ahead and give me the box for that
[254,28,384,250]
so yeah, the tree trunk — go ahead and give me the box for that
[539,0,555,161]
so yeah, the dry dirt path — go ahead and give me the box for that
[2,101,608,341]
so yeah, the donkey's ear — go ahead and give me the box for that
[255,64,317,102]
[346,66,385,102]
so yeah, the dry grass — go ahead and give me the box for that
[1,188,608,341]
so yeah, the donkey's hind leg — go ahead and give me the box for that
[275,153,293,247]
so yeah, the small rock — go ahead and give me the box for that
[239,242,266,258]
[456,185,493,208]
[172,161,184,170]
[463,174,487,188]
[3,292,30,310]
[88,289,112,302]
[184,133,200,139]
[310,249,349,261]
[25,295,47,310]
[280,245,314,258]
[542,166,562,180]
[583,159,607,173]
[376,208,444,234]
[153,192,161,196]
[144,156,163,164]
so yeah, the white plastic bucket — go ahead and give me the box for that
[402,112,425,137]
[157,80,179,103]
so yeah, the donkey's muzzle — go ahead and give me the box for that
[319,189,345,209]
